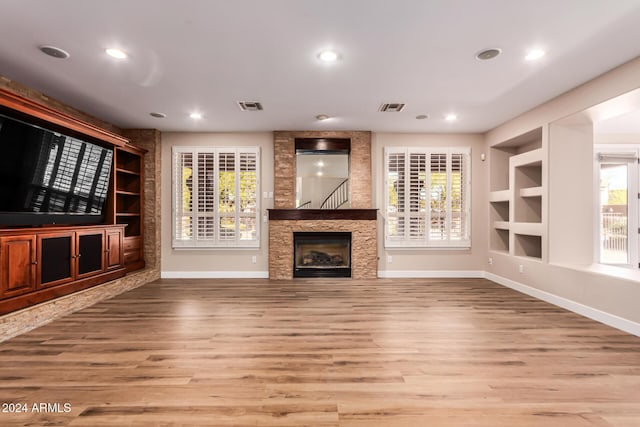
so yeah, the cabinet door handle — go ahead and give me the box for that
[77,253,82,258]
[32,260,38,265]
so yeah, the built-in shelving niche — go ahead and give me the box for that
[114,146,145,271]
[489,127,545,261]
[514,234,542,259]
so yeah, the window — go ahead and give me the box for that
[595,147,639,267]
[173,147,260,248]
[384,147,471,248]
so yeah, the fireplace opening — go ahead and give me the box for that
[293,232,351,278]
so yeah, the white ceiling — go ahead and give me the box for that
[1,0,640,133]
[595,110,640,134]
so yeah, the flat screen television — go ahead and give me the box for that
[0,111,113,227]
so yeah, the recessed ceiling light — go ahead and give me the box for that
[150,112,166,118]
[315,114,331,121]
[475,48,502,61]
[316,171,324,177]
[39,45,70,59]
[316,161,325,167]
[189,112,203,120]
[525,49,546,61]
[318,50,339,62]
[416,114,429,120]
[105,48,127,59]
[444,114,458,122]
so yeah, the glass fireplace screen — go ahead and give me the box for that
[294,232,351,270]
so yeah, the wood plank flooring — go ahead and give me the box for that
[0,278,639,426]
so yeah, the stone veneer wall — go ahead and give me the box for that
[269,220,377,280]
[122,129,161,272]
[273,131,372,208]
[271,130,376,280]
[0,76,160,341]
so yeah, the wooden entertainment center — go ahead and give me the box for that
[0,88,145,315]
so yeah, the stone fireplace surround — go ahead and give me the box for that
[269,131,377,280]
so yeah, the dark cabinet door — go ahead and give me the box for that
[105,229,123,270]
[38,233,75,288]
[77,231,105,278]
[0,235,36,298]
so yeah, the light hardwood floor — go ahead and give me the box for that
[0,278,639,426]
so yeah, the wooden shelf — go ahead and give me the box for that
[116,190,140,196]
[113,146,145,265]
[116,167,141,176]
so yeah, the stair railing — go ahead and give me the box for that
[320,178,349,209]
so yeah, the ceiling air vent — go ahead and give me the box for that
[379,103,405,112]
[237,101,264,111]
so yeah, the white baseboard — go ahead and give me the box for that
[161,271,269,279]
[485,272,640,338]
[378,270,485,279]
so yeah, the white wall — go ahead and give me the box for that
[548,121,594,264]
[372,133,488,276]
[161,132,273,277]
[485,57,640,331]
[161,131,488,277]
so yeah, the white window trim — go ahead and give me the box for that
[172,146,260,249]
[383,146,471,249]
[594,144,639,267]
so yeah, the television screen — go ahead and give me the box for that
[0,112,113,226]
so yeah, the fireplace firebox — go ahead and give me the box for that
[293,232,351,278]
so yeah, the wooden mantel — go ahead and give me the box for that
[268,209,377,221]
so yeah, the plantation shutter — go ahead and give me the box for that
[197,152,215,241]
[450,152,467,240]
[174,151,193,242]
[385,147,470,248]
[429,153,447,241]
[385,151,406,241]
[218,152,236,241]
[173,147,260,248]
[409,153,427,240]
[239,152,258,241]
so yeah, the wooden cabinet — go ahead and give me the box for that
[38,231,75,288]
[0,88,141,316]
[0,235,36,298]
[114,145,146,272]
[106,227,124,270]
[36,228,121,286]
[0,225,126,315]
[76,230,106,279]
